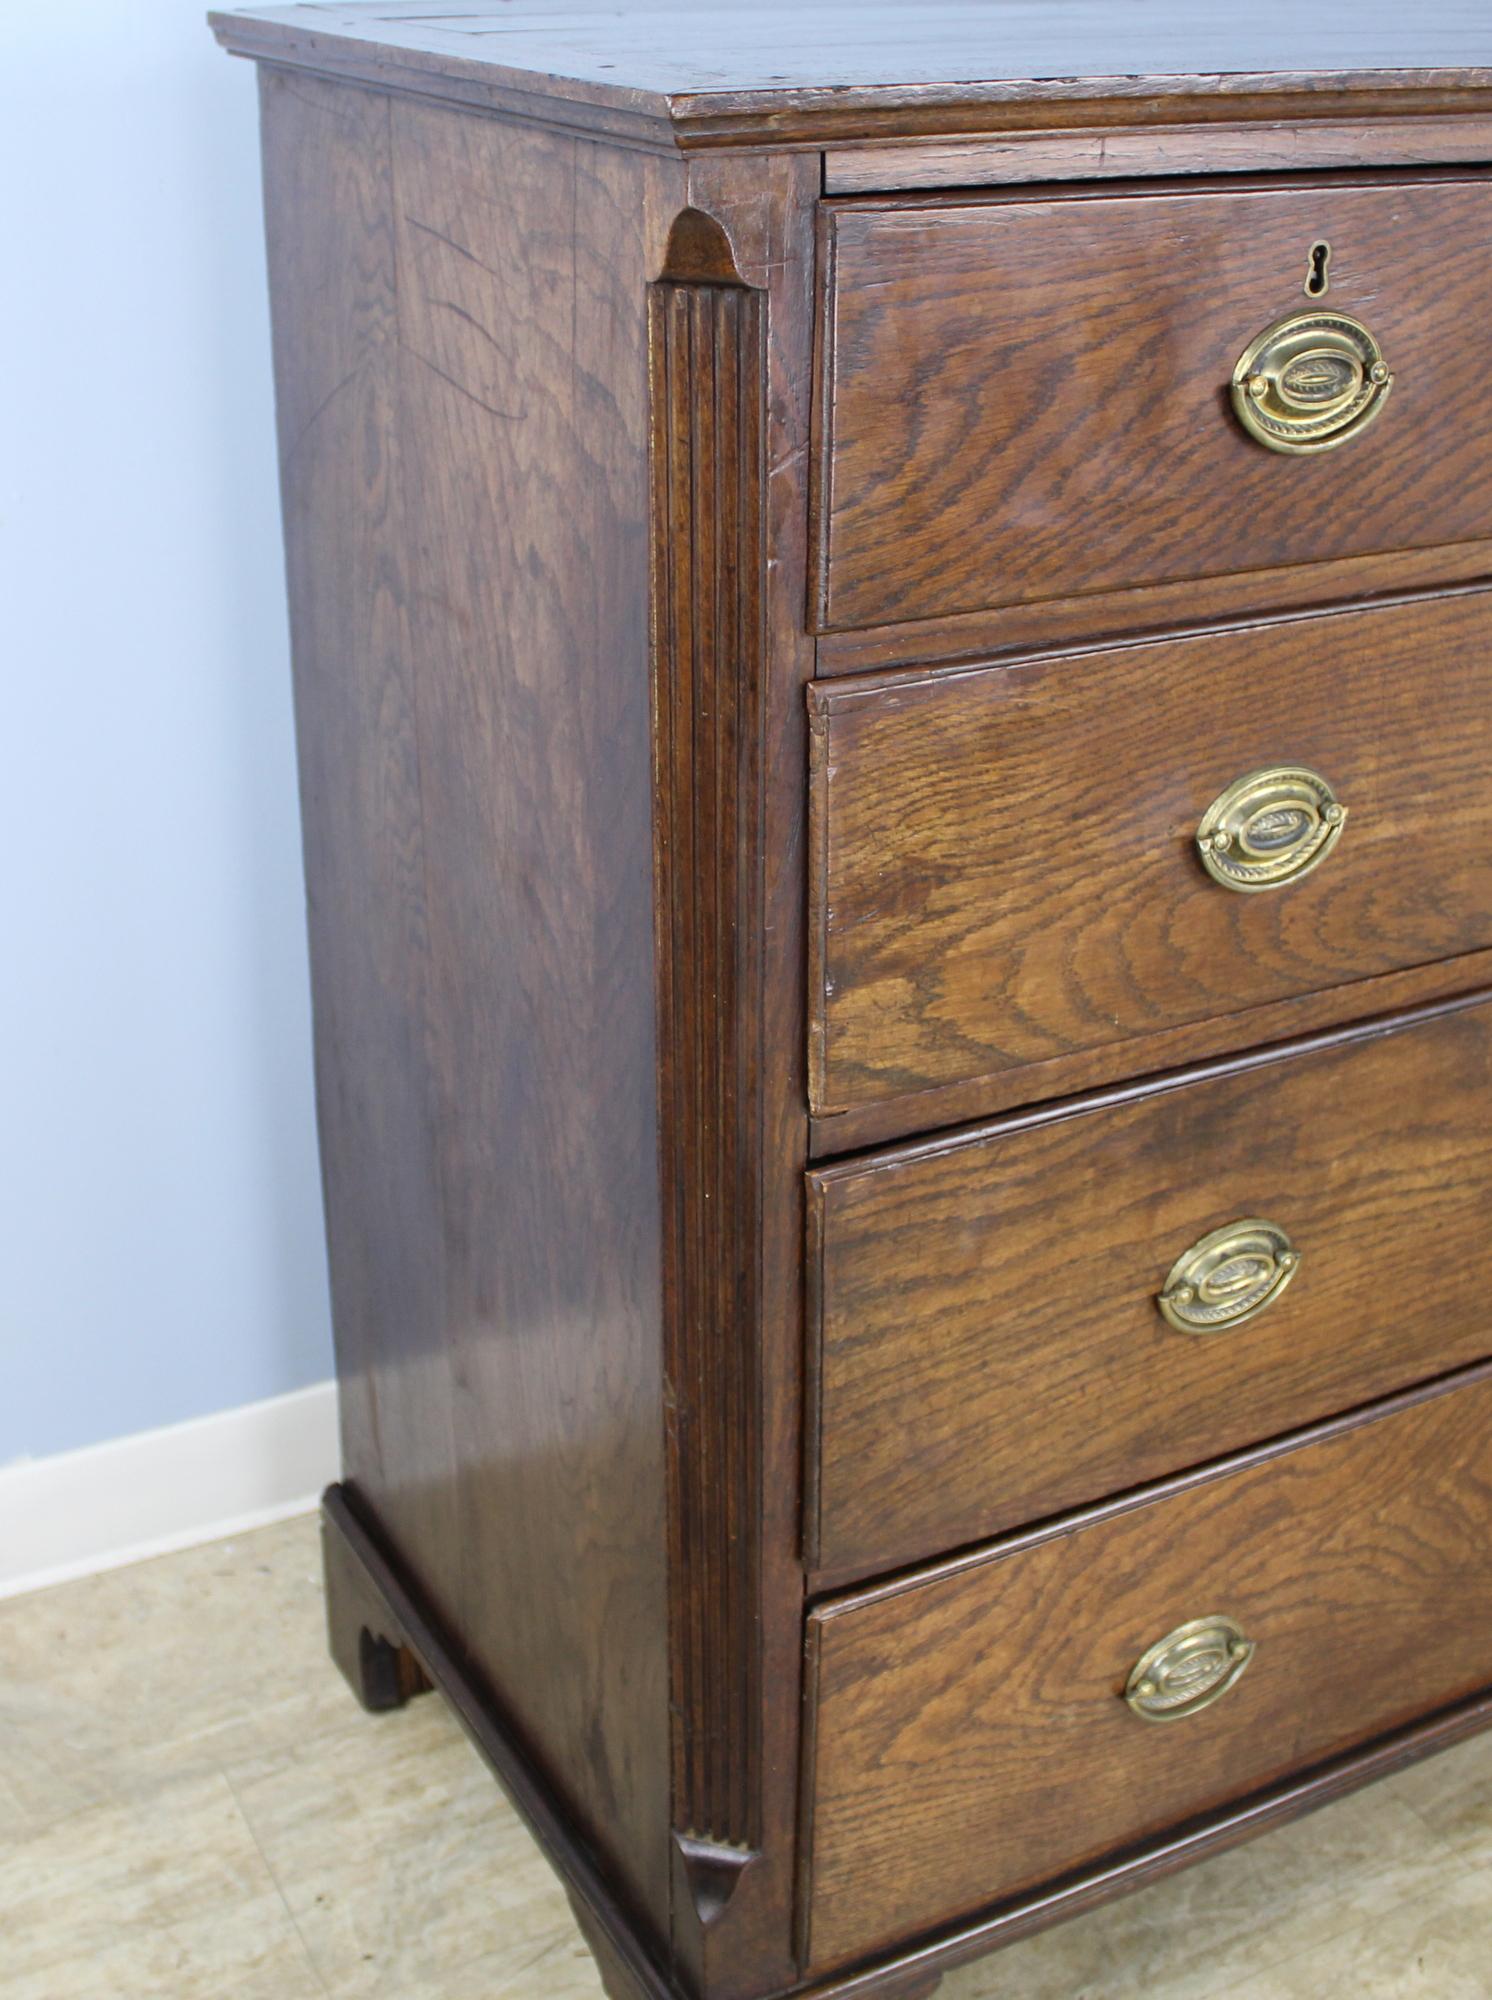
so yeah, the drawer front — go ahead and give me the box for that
[809,994,1492,1578]
[816,178,1492,632]
[809,593,1492,1119]
[802,1368,1492,1972]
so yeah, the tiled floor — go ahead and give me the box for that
[3,1515,1491,1997]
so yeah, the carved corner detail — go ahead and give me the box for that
[673,1833,760,1928]
[648,240,766,1858]
[655,205,750,287]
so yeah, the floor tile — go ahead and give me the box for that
[1240,1867,1492,1998]
[949,1762,1477,1999]
[1385,1722,1492,1868]
[0,1767,325,1999]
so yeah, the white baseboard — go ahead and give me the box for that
[0,1381,341,1601]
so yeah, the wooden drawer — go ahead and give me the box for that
[814,177,1492,633]
[801,1366,1492,1973]
[808,993,1492,1579]
[809,592,1492,1125]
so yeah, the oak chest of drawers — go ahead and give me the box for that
[215,6,1492,1994]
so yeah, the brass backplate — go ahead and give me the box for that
[1125,1615,1256,1723]
[1158,1218,1300,1335]
[1196,765,1346,893]
[1232,309,1392,454]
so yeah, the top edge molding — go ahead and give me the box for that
[210,6,1492,151]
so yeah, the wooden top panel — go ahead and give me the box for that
[211,3,1492,146]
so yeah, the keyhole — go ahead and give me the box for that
[1305,241,1332,297]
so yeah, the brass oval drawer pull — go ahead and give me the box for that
[1231,309,1393,454]
[1158,1218,1299,1334]
[1196,764,1346,892]
[1125,1615,1256,1723]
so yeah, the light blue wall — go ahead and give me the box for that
[2,4,333,1460]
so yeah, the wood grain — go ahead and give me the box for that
[809,948,1492,1155]
[262,82,822,1991]
[809,992,1492,1578]
[393,95,680,1926]
[262,69,682,1929]
[816,177,1492,630]
[797,1689,1492,1996]
[802,1364,1492,1970]
[258,61,466,1686]
[237,20,1492,1999]
[813,540,1492,679]
[650,260,766,1868]
[214,3,1492,149]
[810,591,1492,1118]
[664,148,820,2000]
[214,2,1492,98]
[665,151,823,2000]
[824,116,1492,190]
